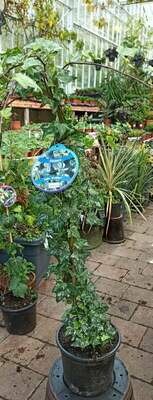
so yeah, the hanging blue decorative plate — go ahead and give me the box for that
[31,144,79,193]
[0,185,16,207]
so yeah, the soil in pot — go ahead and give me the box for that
[0,293,37,335]
[103,204,125,244]
[57,326,120,397]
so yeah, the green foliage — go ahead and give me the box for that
[1,125,53,159]
[2,256,35,298]
[46,155,116,349]
[144,125,153,133]
[97,123,132,148]
[122,18,145,50]
[4,1,78,45]
[128,129,144,138]
[129,146,153,206]
[64,284,116,348]
[98,144,147,220]
[0,38,74,146]
[120,17,153,79]
[98,73,151,124]
[13,72,41,92]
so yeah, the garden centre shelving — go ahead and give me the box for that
[7,99,100,125]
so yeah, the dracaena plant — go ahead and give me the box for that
[47,155,116,350]
[97,143,146,222]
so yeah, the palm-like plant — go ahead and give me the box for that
[98,144,145,231]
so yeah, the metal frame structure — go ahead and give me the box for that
[0,0,149,91]
[56,0,149,91]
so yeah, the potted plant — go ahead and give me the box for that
[10,113,21,131]
[0,255,37,335]
[132,52,145,68]
[0,122,55,283]
[79,160,105,249]
[129,146,153,208]
[89,52,106,71]
[105,47,118,62]
[0,152,50,284]
[46,159,120,397]
[148,59,153,67]
[98,144,145,243]
[102,108,112,126]
[93,58,105,71]
[0,186,50,284]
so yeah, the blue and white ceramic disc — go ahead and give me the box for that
[0,185,17,207]
[31,144,79,193]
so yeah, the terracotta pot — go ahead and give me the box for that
[10,120,21,130]
[90,100,98,107]
[104,118,111,126]
[26,148,44,157]
[146,119,153,127]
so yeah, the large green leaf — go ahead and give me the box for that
[22,57,42,70]
[58,70,74,84]
[5,54,23,66]
[25,38,61,54]
[0,63,3,75]
[118,46,138,57]
[0,108,12,120]
[12,73,41,92]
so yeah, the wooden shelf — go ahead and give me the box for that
[71,105,100,113]
[10,99,51,110]
[9,99,100,113]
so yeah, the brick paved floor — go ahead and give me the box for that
[1,205,153,399]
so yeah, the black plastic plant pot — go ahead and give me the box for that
[133,53,144,68]
[1,300,37,335]
[56,327,120,397]
[105,48,118,63]
[0,249,9,264]
[15,237,50,285]
[148,59,153,67]
[108,55,116,62]
[81,225,103,249]
[93,59,102,71]
[103,204,125,244]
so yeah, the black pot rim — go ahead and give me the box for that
[0,299,37,313]
[56,325,120,364]
[15,236,45,246]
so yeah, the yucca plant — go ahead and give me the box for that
[98,144,145,237]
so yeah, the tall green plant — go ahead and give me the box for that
[129,145,153,206]
[98,144,145,222]
[47,155,116,349]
